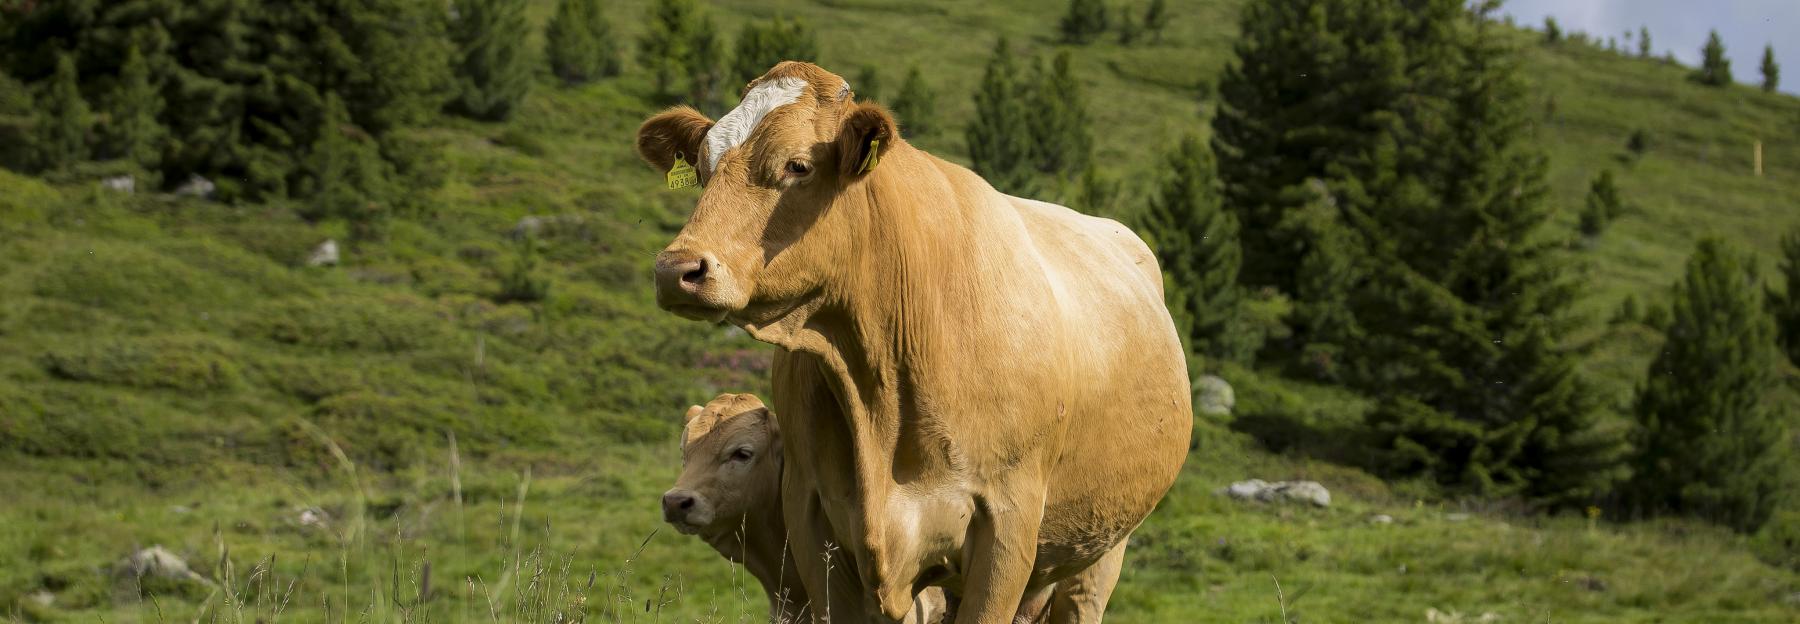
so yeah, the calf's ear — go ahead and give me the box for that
[636,106,714,174]
[836,103,897,180]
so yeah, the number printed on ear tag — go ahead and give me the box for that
[667,153,698,190]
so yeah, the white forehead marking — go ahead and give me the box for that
[703,76,809,174]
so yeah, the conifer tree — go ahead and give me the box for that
[730,16,818,87]
[102,44,165,174]
[1117,7,1143,46]
[1579,169,1622,236]
[1626,237,1788,532]
[1059,0,1111,44]
[1627,129,1650,157]
[891,64,936,136]
[1771,229,1800,365]
[641,0,723,111]
[547,0,622,84]
[1027,51,1092,179]
[1144,0,1170,43]
[1072,164,1118,217]
[1638,26,1651,58]
[855,65,881,101]
[1693,29,1733,86]
[1139,135,1256,364]
[967,38,1035,195]
[449,0,533,121]
[38,53,90,171]
[303,93,394,232]
[1543,16,1561,44]
[1760,44,1780,92]
[0,68,37,172]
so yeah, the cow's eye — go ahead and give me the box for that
[784,160,813,177]
[730,448,755,462]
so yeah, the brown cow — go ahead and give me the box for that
[638,62,1188,623]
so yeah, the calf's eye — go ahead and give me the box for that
[731,448,755,462]
[784,160,812,177]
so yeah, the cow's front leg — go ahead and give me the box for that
[955,486,1046,624]
[1046,534,1129,623]
[783,488,873,623]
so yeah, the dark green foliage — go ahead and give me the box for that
[730,16,818,87]
[1625,238,1788,532]
[1772,229,1800,365]
[640,0,723,111]
[1760,44,1779,92]
[855,64,881,101]
[1579,169,1624,236]
[100,44,164,174]
[1059,0,1111,44]
[547,0,622,84]
[1612,293,1642,326]
[1693,30,1733,86]
[967,38,1035,195]
[891,64,936,136]
[1117,6,1143,45]
[1027,51,1092,179]
[1543,16,1561,43]
[0,68,36,172]
[1144,0,1170,42]
[1638,26,1652,58]
[40,334,241,392]
[497,236,553,304]
[301,94,393,234]
[1140,136,1257,365]
[1072,164,1119,217]
[1627,129,1650,157]
[449,0,532,121]
[37,54,89,171]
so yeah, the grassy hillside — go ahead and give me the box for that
[2,0,1798,622]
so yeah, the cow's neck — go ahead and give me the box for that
[696,471,807,618]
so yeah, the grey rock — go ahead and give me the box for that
[306,239,340,267]
[1193,374,1235,416]
[117,546,210,585]
[1445,512,1472,522]
[26,590,53,607]
[1370,514,1395,524]
[1220,479,1331,507]
[174,174,215,198]
[101,175,135,193]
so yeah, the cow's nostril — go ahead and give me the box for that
[678,497,695,510]
[681,258,709,285]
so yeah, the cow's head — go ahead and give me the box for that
[639,62,895,323]
[661,393,782,536]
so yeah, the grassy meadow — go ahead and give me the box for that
[2,0,1799,621]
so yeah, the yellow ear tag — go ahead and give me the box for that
[858,139,881,174]
[666,152,698,190]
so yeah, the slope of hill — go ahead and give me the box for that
[2,0,1797,621]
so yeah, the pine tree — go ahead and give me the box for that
[1693,29,1733,86]
[1760,44,1780,92]
[102,44,165,174]
[1027,51,1092,179]
[1144,0,1170,43]
[1638,26,1651,58]
[730,16,818,87]
[1625,237,1788,532]
[0,68,37,172]
[1139,136,1257,364]
[1072,164,1119,217]
[855,64,881,101]
[1117,7,1143,45]
[547,0,622,84]
[891,64,936,136]
[640,0,723,110]
[1771,229,1800,365]
[1543,16,1561,44]
[303,93,394,233]
[1579,169,1622,236]
[1626,128,1650,157]
[1059,0,1111,44]
[966,38,1036,195]
[37,53,90,171]
[449,0,533,121]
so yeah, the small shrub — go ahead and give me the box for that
[495,236,552,303]
[39,334,243,392]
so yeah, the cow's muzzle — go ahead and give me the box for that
[653,249,730,322]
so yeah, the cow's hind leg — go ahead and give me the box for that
[1045,535,1129,623]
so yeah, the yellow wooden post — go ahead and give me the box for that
[1754,140,1763,177]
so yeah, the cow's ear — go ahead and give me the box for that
[750,407,778,435]
[683,405,705,425]
[636,106,714,174]
[835,103,896,180]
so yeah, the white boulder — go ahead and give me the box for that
[1220,479,1331,507]
[1193,374,1235,416]
[306,239,340,267]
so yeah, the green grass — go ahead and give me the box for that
[3,0,1799,621]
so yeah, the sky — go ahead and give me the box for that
[1501,0,1800,96]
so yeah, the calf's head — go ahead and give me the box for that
[638,61,895,324]
[661,393,782,536]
